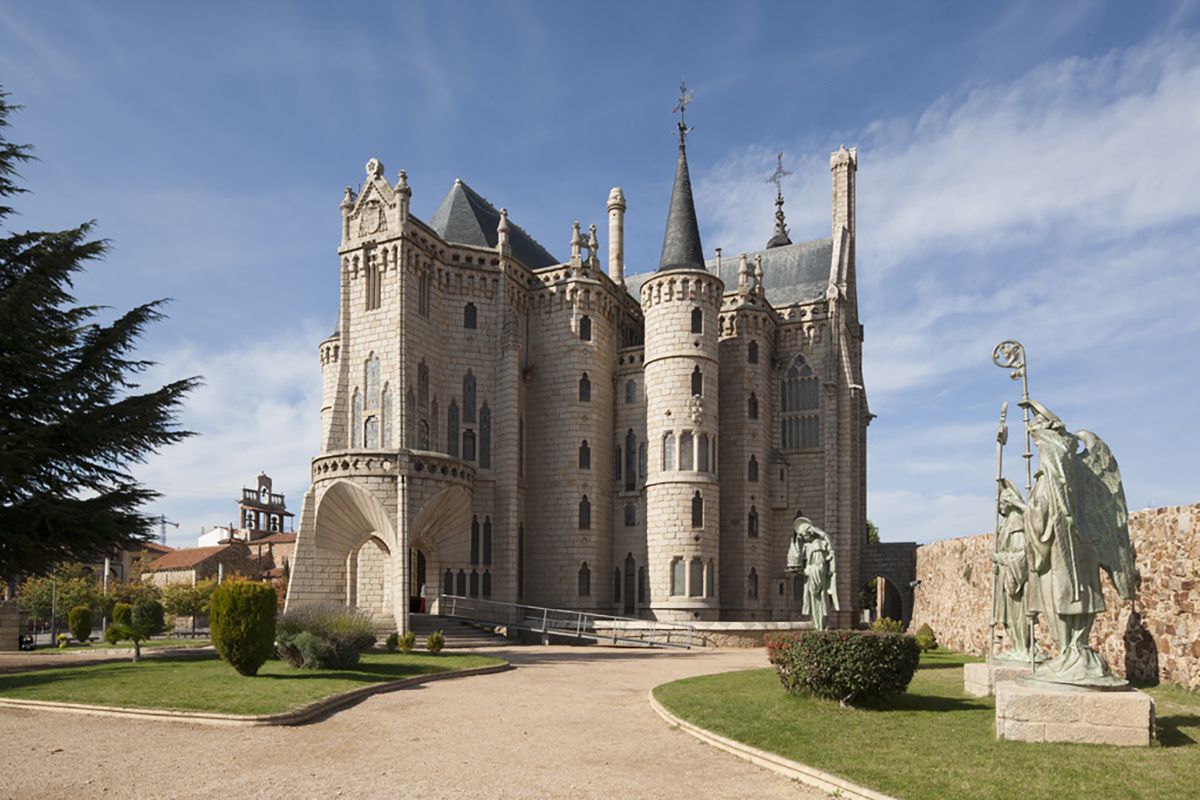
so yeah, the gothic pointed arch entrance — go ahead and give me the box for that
[406,484,472,616]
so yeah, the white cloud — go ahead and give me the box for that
[696,34,1200,543]
[133,320,325,547]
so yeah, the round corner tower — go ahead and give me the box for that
[642,136,723,621]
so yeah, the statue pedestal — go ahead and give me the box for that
[963,661,1032,697]
[995,680,1154,747]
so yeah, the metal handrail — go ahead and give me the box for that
[437,594,696,649]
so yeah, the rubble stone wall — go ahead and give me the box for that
[910,503,1200,689]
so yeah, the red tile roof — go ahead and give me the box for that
[146,544,235,572]
[253,533,297,544]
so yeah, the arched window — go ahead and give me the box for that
[417,420,430,450]
[479,402,491,468]
[469,569,479,597]
[671,558,685,596]
[463,371,476,423]
[579,440,591,470]
[680,431,694,471]
[748,392,758,420]
[417,361,429,408]
[483,517,493,564]
[578,562,591,596]
[351,389,362,448]
[443,568,453,596]
[364,415,379,448]
[691,491,703,528]
[748,455,758,482]
[614,445,622,480]
[579,372,591,402]
[578,495,591,529]
[456,569,466,596]
[381,386,392,447]
[464,302,477,329]
[781,355,820,449]
[662,432,675,471]
[624,503,637,526]
[748,340,759,364]
[579,315,591,341]
[625,430,637,491]
[689,557,703,598]
[418,273,431,317]
[462,429,476,461]
[470,516,480,565]
[706,559,715,597]
[748,568,759,599]
[430,399,438,449]
[365,256,381,310]
[447,401,459,457]
[691,307,702,333]
[748,506,759,538]
[691,366,702,397]
[482,570,492,597]
[613,568,621,602]
[365,356,380,407]
[638,442,647,480]
[698,434,710,472]
[625,379,637,404]
[638,566,647,602]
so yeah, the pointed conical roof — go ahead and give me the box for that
[658,144,705,272]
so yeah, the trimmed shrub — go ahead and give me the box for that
[915,623,938,653]
[113,602,133,627]
[426,629,445,654]
[210,580,278,676]
[131,599,165,637]
[275,603,376,669]
[398,631,416,654]
[768,631,921,705]
[385,632,400,653]
[869,616,903,633]
[68,605,92,643]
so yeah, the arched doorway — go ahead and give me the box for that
[409,548,427,613]
[860,575,904,625]
[354,536,393,627]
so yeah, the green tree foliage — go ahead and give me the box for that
[915,623,938,653]
[867,519,880,545]
[161,578,215,637]
[0,90,200,578]
[209,580,277,676]
[104,598,164,662]
[68,604,92,643]
[276,603,376,669]
[15,562,102,624]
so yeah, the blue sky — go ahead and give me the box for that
[2,1,1198,547]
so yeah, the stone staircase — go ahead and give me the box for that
[408,613,511,649]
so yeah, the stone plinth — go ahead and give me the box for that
[0,600,25,652]
[995,680,1154,747]
[963,661,1032,697]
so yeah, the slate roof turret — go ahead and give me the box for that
[657,142,706,272]
[429,179,559,269]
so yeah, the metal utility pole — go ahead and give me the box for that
[156,514,179,545]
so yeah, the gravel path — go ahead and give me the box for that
[0,644,820,799]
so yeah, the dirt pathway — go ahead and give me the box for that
[0,644,820,799]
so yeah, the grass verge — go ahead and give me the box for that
[37,638,211,652]
[0,651,504,715]
[653,650,1200,800]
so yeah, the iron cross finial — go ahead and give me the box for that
[768,151,793,197]
[673,81,695,144]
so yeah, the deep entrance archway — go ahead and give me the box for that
[410,548,428,613]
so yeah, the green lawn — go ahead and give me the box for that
[0,651,505,715]
[653,650,1200,800]
[38,638,211,652]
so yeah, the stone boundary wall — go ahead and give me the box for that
[910,503,1200,689]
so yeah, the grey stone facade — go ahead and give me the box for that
[286,145,870,632]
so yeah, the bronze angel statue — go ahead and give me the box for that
[1009,399,1137,686]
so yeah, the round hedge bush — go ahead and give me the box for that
[68,605,92,643]
[112,602,133,627]
[767,630,921,705]
[131,599,165,637]
[275,603,376,669]
[210,580,278,676]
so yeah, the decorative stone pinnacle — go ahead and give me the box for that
[396,169,410,193]
[570,220,582,259]
[607,186,626,211]
[754,253,764,294]
[366,158,384,179]
[341,186,355,209]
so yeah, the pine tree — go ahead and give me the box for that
[0,90,200,578]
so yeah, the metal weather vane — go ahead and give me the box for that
[673,81,694,144]
[767,151,792,198]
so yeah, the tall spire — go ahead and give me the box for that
[767,151,793,249]
[658,82,705,272]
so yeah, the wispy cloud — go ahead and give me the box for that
[133,321,324,547]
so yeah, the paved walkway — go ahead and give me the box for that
[0,644,820,799]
